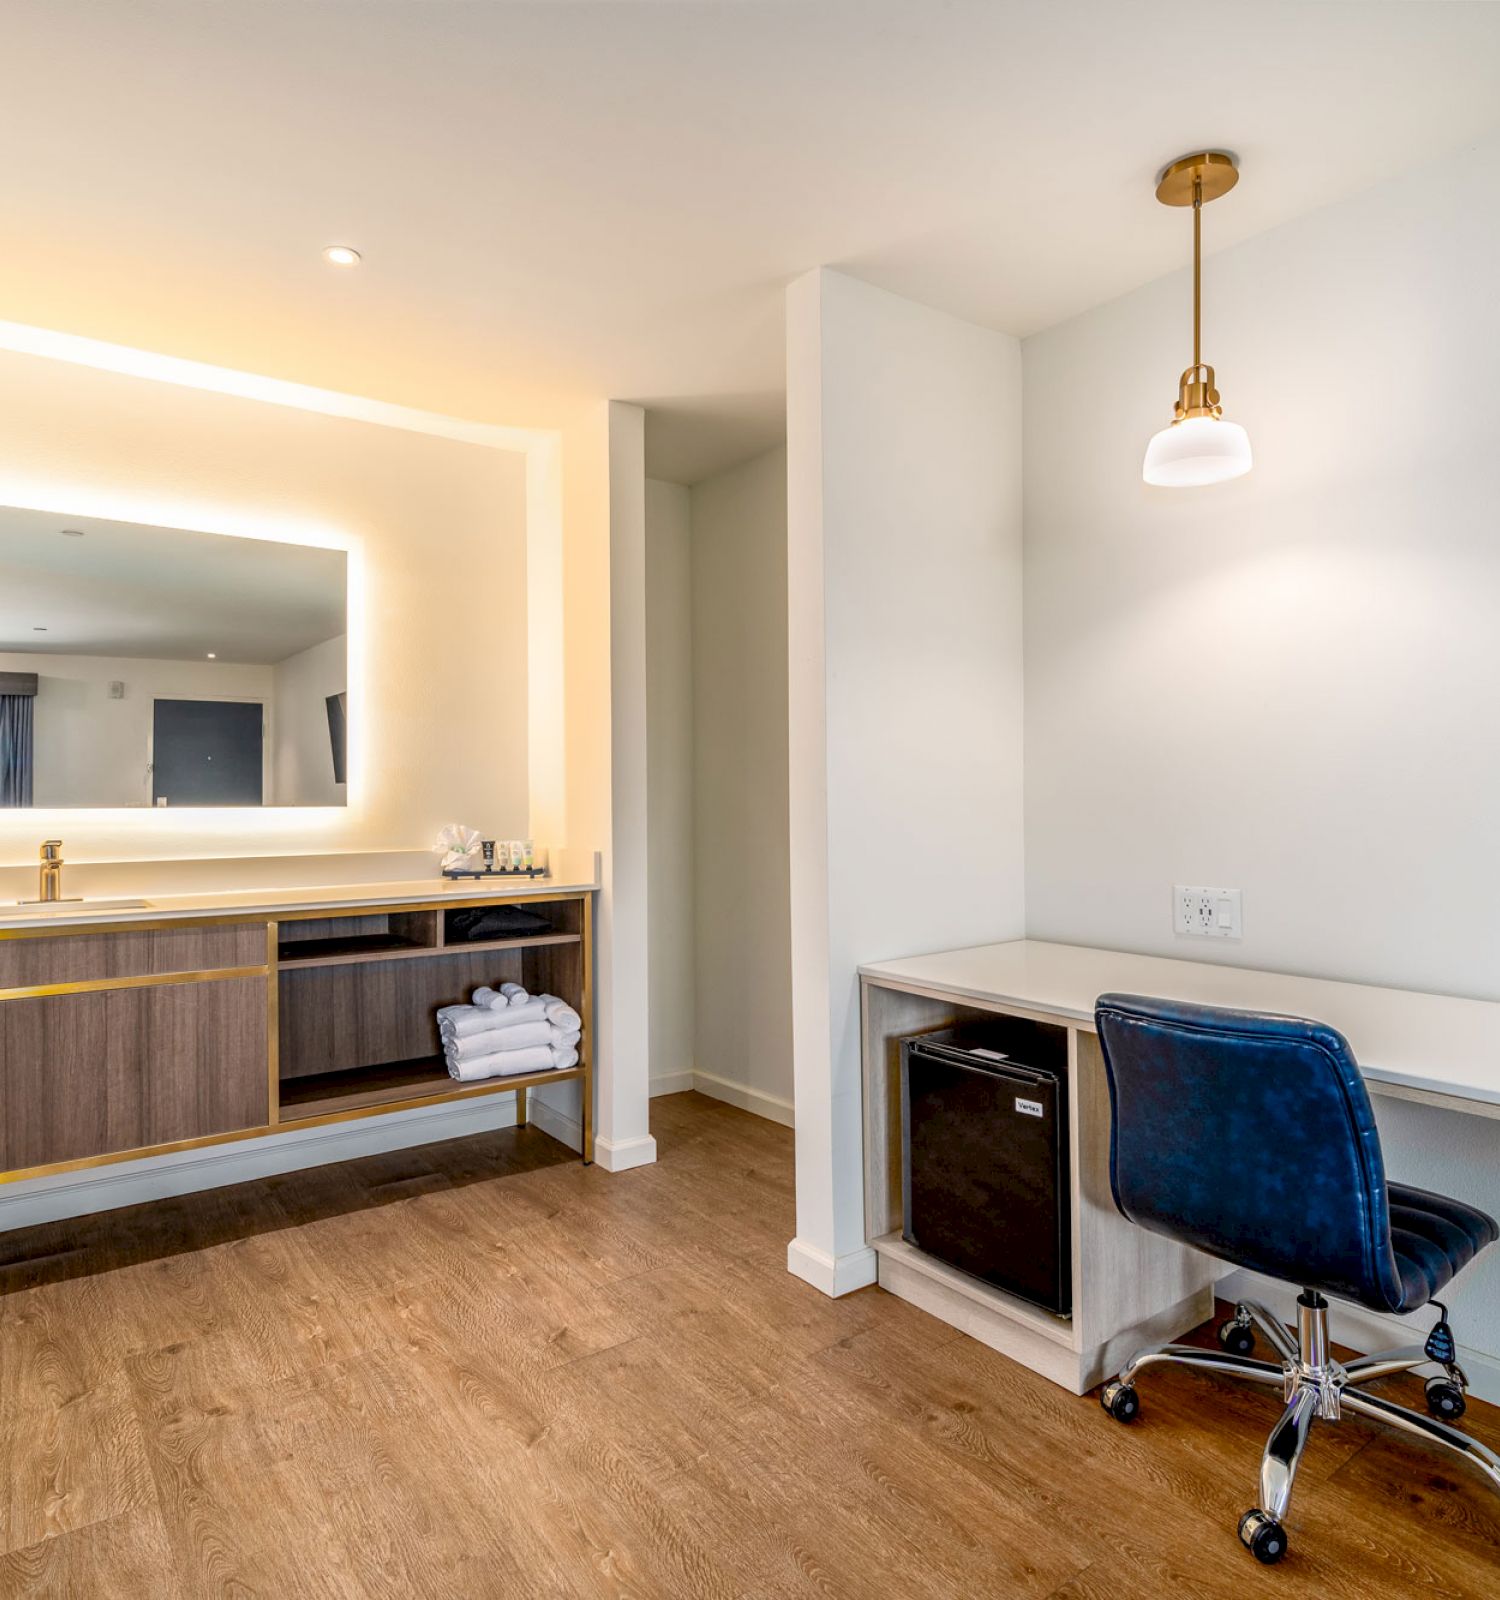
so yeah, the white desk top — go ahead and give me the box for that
[860,939,1500,1113]
[0,875,598,933]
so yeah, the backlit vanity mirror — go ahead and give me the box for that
[0,506,347,807]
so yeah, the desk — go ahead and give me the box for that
[858,939,1500,1394]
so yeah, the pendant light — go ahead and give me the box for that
[1142,151,1251,487]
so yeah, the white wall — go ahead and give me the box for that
[786,269,1026,1294]
[688,448,794,1124]
[0,650,273,807]
[644,478,696,1095]
[642,450,792,1126]
[271,633,347,806]
[1023,135,1500,1367]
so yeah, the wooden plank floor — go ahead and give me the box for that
[1,1091,1497,1597]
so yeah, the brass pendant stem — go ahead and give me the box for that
[1192,174,1202,371]
[1154,152,1239,423]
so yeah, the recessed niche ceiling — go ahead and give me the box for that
[3,1,1498,482]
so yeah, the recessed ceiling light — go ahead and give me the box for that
[60,528,85,537]
[322,245,361,267]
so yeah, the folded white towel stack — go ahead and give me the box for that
[449,1042,580,1083]
[438,988,583,1082]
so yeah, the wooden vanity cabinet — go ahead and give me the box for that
[0,978,268,1171]
[0,918,271,1174]
[0,888,594,1183]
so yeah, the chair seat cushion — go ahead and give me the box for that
[1384,1183,1500,1313]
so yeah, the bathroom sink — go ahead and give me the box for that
[6,898,153,915]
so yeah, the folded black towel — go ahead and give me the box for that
[448,906,554,942]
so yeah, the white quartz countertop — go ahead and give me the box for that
[860,939,1500,1111]
[0,875,597,932]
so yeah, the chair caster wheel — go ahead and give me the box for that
[1099,1380,1139,1422]
[1238,1508,1287,1565]
[1425,1376,1467,1421]
[1216,1317,1256,1357]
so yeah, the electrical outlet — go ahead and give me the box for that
[1173,885,1242,939]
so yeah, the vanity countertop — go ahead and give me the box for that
[0,874,598,932]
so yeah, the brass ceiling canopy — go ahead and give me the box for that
[1155,150,1239,207]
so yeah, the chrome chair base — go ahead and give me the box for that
[1100,1291,1500,1564]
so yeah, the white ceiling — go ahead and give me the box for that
[3,2,1499,483]
[0,507,346,664]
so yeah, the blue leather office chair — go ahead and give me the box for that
[1094,993,1500,1565]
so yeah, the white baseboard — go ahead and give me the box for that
[648,1071,695,1097]
[691,1069,795,1128]
[0,1092,528,1234]
[1217,1269,1500,1407]
[525,1095,582,1154]
[593,1133,658,1172]
[527,1091,655,1172]
[646,1066,795,1128]
[787,1235,878,1297]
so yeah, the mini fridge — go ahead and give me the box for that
[900,1024,1071,1315]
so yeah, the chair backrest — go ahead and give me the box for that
[1094,992,1401,1308]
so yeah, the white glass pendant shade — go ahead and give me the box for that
[1142,415,1252,487]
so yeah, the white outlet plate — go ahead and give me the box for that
[1173,885,1242,939]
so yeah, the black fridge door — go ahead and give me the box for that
[901,1046,1069,1313]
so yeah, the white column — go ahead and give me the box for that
[784,269,1026,1295]
[784,269,874,1294]
[593,399,657,1171]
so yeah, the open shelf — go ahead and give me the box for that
[277,932,428,966]
[277,930,581,969]
[276,1053,585,1120]
[871,1232,1076,1347]
[437,931,580,957]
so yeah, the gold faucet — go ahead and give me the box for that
[38,840,64,903]
[16,841,80,907]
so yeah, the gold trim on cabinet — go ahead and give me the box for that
[0,965,269,1003]
[0,889,581,943]
[275,931,581,972]
[581,890,595,1163]
[275,1066,586,1132]
[0,1122,275,1186]
[0,913,275,941]
[267,920,281,1126]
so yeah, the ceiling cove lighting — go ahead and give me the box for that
[1142,151,1251,488]
[322,245,361,267]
